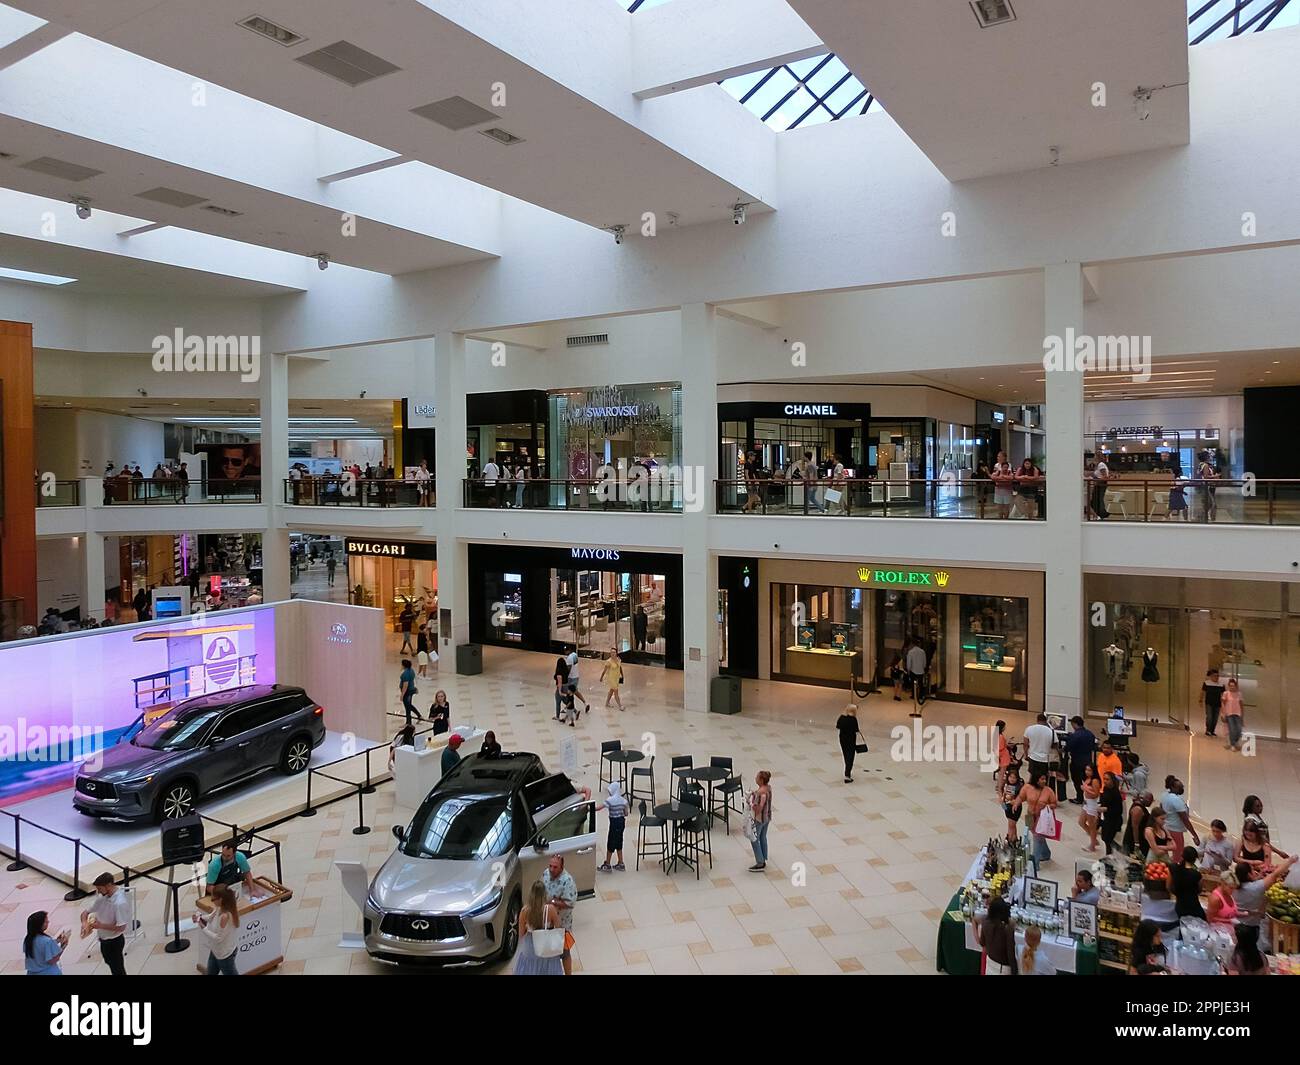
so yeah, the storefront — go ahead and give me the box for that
[547,383,682,506]
[466,390,548,490]
[469,543,682,668]
[1085,573,1300,739]
[753,558,1043,709]
[345,538,438,633]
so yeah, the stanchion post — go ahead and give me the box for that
[301,766,318,817]
[164,882,190,953]
[6,816,28,872]
[63,838,91,901]
[352,782,371,836]
[362,747,377,795]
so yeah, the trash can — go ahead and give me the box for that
[456,643,483,676]
[709,674,741,715]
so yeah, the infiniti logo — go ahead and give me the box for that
[411,919,430,930]
[326,622,353,646]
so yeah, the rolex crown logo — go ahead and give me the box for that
[857,566,871,583]
[935,570,951,588]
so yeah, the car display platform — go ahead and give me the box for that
[1,730,372,886]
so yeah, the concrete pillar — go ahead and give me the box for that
[680,304,719,712]
[82,530,106,621]
[259,349,291,602]
[1043,262,1085,717]
[432,333,472,662]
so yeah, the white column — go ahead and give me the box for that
[432,333,472,661]
[82,530,106,621]
[259,349,291,602]
[680,303,719,712]
[1043,262,1085,717]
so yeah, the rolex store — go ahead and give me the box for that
[756,558,1043,710]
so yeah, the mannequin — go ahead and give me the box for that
[1141,648,1160,683]
[1103,643,1125,679]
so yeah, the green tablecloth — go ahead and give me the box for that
[935,891,1099,975]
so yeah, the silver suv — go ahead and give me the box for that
[364,752,596,966]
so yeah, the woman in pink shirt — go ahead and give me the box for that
[1205,870,1240,929]
[1220,678,1244,751]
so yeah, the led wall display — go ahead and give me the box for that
[0,606,276,805]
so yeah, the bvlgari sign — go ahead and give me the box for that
[346,539,438,560]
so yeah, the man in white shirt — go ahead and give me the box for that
[905,641,928,703]
[1090,458,1110,520]
[413,459,432,507]
[1023,713,1056,783]
[481,458,501,507]
[84,872,132,976]
[828,453,847,513]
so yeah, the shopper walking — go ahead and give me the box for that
[1159,775,1201,857]
[197,884,240,975]
[398,603,416,655]
[541,855,578,976]
[1015,771,1058,867]
[564,651,589,715]
[398,658,421,725]
[994,720,1013,793]
[1090,455,1110,520]
[1022,713,1054,784]
[1078,765,1101,852]
[512,881,565,976]
[482,456,501,507]
[1124,792,1154,857]
[828,452,847,514]
[888,648,905,701]
[633,606,648,652]
[1099,773,1124,856]
[1195,450,1219,523]
[979,897,1017,975]
[1199,668,1224,736]
[905,639,929,706]
[83,873,131,976]
[835,704,863,783]
[1063,716,1096,804]
[553,653,570,720]
[747,770,773,871]
[990,451,1014,519]
[513,462,526,509]
[600,650,624,710]
[24,911,68,975]
[1221,678,1244,751]
[326,554,336,587]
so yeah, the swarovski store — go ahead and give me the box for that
[754,558,1043,709]
[469,544,682,668]
[1085,573,1300,739]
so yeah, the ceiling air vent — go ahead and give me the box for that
[566,333,609,349]
[970,0,1016,27]
[202,204,243,217]
[410,96,499,131]
[136,186,208,208]
[479,127,525,146]
[20,156,103,181]
[238,15,305,47]
[294,40,401,86]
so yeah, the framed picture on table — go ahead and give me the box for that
[1067,899,1098,938]
[1023,876,1058,912]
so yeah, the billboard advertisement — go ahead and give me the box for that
[0,607,276,806]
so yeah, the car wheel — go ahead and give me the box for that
[497,892,522,963]
[281,736,312,775]
[157,782,196,822]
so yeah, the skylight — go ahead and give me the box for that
[1188,0,1299,44]
[0,265,77,286]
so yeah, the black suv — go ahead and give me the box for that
[74,684,326,823]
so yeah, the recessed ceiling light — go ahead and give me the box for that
[238,15,305,47]
[970,0,1016,29]
[479,127,525,146]
[0,266,76,286]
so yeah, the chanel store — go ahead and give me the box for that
[469,543,682,668]
[750,557,1043,709]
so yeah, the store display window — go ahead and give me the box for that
[551,569,667,659]
[772,583,864,685]
[959,595,1029,704]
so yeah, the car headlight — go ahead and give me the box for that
[119,776,153,789]
[366,890,384,913]
[462,889,503,918]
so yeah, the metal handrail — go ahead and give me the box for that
[463,476,685,511]
[1082,476,1300,525]
[283,476,431,507]
[714,476,1046,519]
[99,477,260,504]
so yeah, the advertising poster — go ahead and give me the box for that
[0,607,276,806]
[198,441,261,490]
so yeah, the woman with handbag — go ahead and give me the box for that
[1014,770,1058,867]
[601,650,625,711]
[512,881,565,976]
[835,704,866,783]
[747,770,773,872]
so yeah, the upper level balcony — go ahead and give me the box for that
[282,477,431,508]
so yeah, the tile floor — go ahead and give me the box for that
[3,640,1297,976]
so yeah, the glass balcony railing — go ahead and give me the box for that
[99,478,260,504]
[463,478,684,512]
[1083,477,1300,525]
[283,477,431,507]
[716,478,1048,519]
[34,479,80,507]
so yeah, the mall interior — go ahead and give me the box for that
[0,0,1299,981]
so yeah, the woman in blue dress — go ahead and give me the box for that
[512,881,565,975]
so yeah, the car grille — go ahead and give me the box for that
[76,777,117,800]
[379,913,465,941]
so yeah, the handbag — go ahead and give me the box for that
[741,791,759,842]
[1034,806,1062,841]
[531,906,565,959]
[854,729,869,755]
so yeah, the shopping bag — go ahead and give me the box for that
[824,488,842,504]
[532,909,565,958]
[1034,807,1062,841]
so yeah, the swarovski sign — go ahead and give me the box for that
[565,385,662,431]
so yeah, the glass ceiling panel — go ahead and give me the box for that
[621,0,1299,130]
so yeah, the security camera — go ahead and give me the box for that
[732,202,748,225]
[610,225,625,246]
[313,252,330,271]
[359,390,367,399]
[72,197,91,220]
